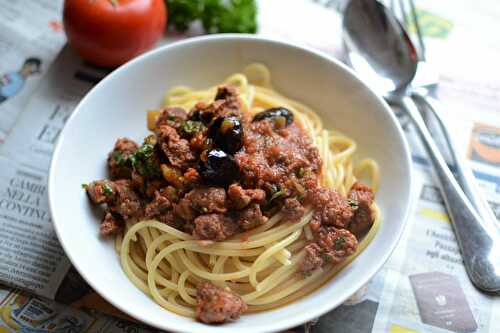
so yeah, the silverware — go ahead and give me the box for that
[393,0,499,226]
[342,0,500,292]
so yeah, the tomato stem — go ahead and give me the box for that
[109,0,119,7]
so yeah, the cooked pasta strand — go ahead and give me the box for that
[114,63,381,320]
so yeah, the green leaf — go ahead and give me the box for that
[207,0,257,33]
[166,0,257,34]
[347,199,359,209]
[165,0,203,32]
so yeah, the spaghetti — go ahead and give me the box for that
[114,64,381,318]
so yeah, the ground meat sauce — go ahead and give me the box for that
[348,183,374,237]
[196,281,247,323]
[107,138,138,180]
[299,227,358,274]
[84,86,376,323]
[193,213,239,241]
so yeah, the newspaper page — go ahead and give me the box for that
[0,43,111,298]
[0,0,72,299]
[0,0,66,144]
[0,0,499,332]
[0,285,159,333]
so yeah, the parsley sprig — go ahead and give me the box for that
[166,0,257,33]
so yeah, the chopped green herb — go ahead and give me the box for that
[166,114,176,126]
[121,143,161,178]
[322,253,333,263]
[136,158,161,178]
[102,181,114,196]
[347,199,359,209]
[110,143,160,179]
[112,151,127,166]
[135,144,155,159]
[181,120,202,135]
[270,189,286,201]
[334,236,346,249]
[296,194,305,202]
[81,183,89,190]
[128,154,137,168]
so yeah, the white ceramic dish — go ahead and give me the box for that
[49,35,413,333]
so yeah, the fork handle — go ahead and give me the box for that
[411,92,498,226]
[399,96,500,292]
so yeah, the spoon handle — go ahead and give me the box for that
[399,96,500,292]
[411,92,498,225]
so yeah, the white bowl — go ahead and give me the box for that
[49,35,413,333]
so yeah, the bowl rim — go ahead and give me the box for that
[49,33,414,333]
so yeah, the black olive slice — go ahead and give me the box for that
[208,116,243,154]
[199,149,240,186]
[252,107,294,126]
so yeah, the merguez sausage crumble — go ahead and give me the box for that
[84,86,375,323]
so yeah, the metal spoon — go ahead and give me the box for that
[411,92,500,226]
[342,0,500,292]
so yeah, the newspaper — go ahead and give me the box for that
[0,0,66,144]
[0,0,499,332]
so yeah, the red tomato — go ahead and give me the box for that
[63,0,167,67]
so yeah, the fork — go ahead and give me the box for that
[391,0,498,227]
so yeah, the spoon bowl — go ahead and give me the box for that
[343,0,418,100]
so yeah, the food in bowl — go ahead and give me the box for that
[82,64,381,324]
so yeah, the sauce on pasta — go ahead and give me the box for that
[83,64,381,324]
